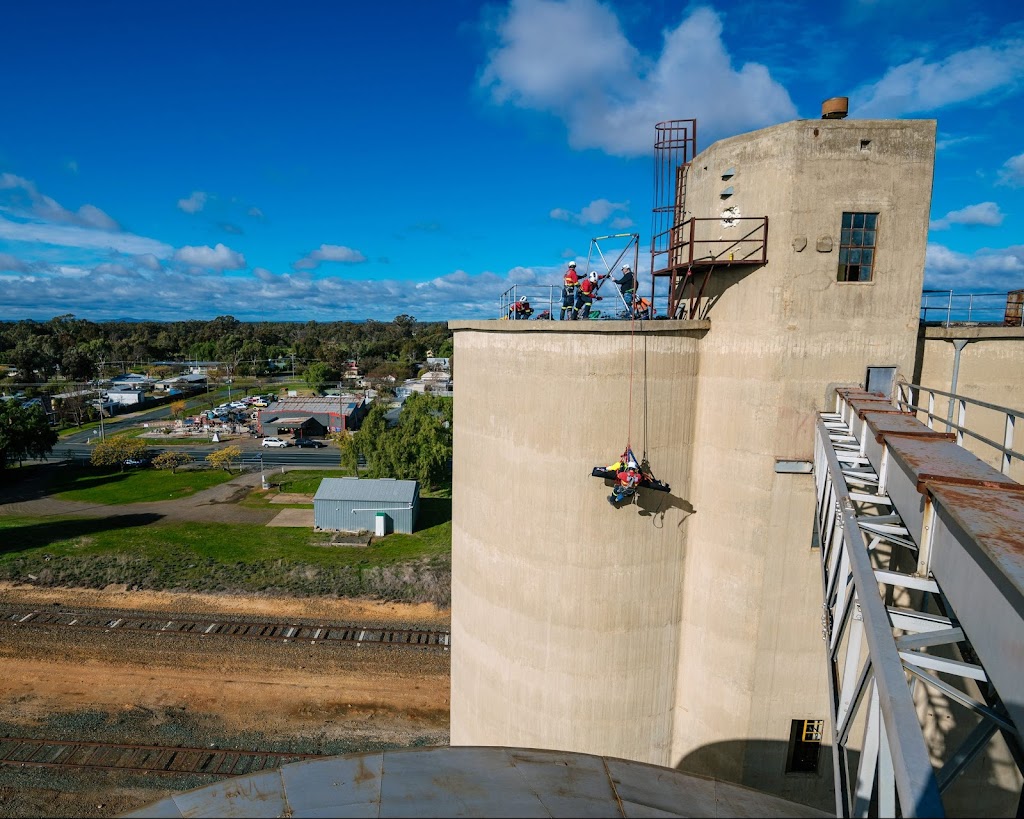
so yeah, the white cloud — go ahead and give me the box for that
[925,242,1024,291]
[479,0,796,156]
[293,243,367,270]
[997,152,1024,187]
[935,134,976,152]
[930,201,1004,230]
[77,203,120,230]
[173,242,246,271]
[134,253,163,271]
[550,197,629,225]
[0,252,33,272]
[851,38,1024,118]
[609,216,634,229]
[0,214,172,257]
[0,173,121,230]
[177,191,208,214]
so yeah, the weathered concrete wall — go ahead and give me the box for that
[450,321,706,765]
[449,117,938,811]
[914,326,1024,483]
[671,118,935,809]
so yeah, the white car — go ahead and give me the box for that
[261,437,291,448]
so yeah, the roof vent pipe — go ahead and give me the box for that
[822,97,849,119]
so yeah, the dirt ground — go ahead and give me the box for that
[0,583,451,818]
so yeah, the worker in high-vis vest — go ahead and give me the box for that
[560,261,580,320]
[575,271,607,319]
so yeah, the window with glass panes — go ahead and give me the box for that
[837,212,878,282]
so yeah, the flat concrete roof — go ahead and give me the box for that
[449,319,711,333]
[921,325,1024,341]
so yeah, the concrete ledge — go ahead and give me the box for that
[448,319,711,334]
[921,325,1024,340]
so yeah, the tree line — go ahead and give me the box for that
[340,392,453,490]
[0,313,453,386]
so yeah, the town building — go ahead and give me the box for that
[256,395,368,437]
[313,477,419,534]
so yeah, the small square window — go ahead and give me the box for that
[786,719,823,773]
[838,212,879,282]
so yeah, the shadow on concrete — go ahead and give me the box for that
[636,489,695,528]
[677,738,833,814]
[0,513,163,555]
[678,734,1023,817]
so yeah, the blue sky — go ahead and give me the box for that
[1,0,1022,323]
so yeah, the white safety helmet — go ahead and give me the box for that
[588,271,598,282]
[568,261,576,268]
[621,264,631,272]
[519,295,528,303]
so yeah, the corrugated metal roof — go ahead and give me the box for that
[313,477,418,503]
[123,746,832,818]
[274,397,363,415]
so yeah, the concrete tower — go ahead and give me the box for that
[450,116,936,810]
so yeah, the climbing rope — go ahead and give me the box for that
[625,291,639,452]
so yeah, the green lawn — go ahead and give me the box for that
[50,465,237,504]
[0,466,452,604]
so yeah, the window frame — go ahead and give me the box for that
[785,718,824,774]
[837,211,878,283]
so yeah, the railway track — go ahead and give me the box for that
[0,737,324,777]
[0,607,450,650]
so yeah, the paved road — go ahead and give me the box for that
[52,441,343,469]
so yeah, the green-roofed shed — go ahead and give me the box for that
[313,478,420,534]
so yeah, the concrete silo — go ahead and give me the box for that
[450,116,937,811]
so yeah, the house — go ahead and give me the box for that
[256,394,368,436]
[110,373,153,389]
[105,387,147,406]
[313,477,419,534]
[154,373,208,392]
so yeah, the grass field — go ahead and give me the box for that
[0,466,452,605]
[49,465,237,504]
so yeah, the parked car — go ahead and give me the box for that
[261,437,291,448]
[293,438,326,448]
[123,454,153,468]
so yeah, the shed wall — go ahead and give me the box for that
[314,497,418,533]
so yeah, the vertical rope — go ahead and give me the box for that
[626,297,638,451]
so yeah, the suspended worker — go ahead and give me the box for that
[560,261,580,320]
[575,271,607,319]
[608,449,643,505]
[612,264,636,305]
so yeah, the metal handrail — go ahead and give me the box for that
[498,284,561,321]
[896,381,1023,475]
[920,290,1023,327]
[651,216,768,272]
[815,418,945,817]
